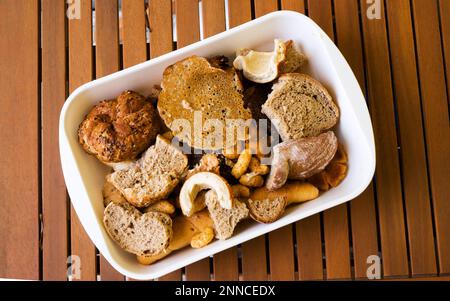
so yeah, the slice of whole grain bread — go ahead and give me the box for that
[108,135,188,207]
[204,190,248,240]
[247,197,287,223]
[103,202,172,256]
[262,73,339,140]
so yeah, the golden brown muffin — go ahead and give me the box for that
[78,90,161,163]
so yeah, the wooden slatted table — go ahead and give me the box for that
[0,0,449,281]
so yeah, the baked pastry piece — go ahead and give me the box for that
[103,202,172,256]
[262,73,339,140]
[157,55,252,150]
[107,135,188,208]
[266,131,338,190]
[78,90,160,163]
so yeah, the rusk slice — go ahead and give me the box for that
[262,73,339,140]
[157,56,252,150]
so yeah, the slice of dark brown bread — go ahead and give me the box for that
[103,202,172,256]
[108,135,188,208]
[247,197,287,223]
[157,56,252,150]
[204,190,249,240]
[261,73,339,140]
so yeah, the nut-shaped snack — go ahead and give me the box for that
[143,200,176,215]
[78,90,160,163]
[231,184,251,198]
[191,227,215,248]
[248,157,269,175]
[239,172,264,187]
[266,131,338,190]
[179,172,234,216]
[231,149,252,179]
[185,153,221,180]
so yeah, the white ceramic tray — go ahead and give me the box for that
[59,11,375,280]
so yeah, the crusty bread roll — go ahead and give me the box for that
[78,90,161,163]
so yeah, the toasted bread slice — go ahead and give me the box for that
[103,202,172,256]
[247,197,287,224]
[157,56,252,150]
[108,135,188,207]
[262,73,339,140]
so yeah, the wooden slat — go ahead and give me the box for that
[296,216,324,280]
[349,186,379,279]
[185,259,211,281]
[241,236,268,280]
[158,270,181,281]
[253,2,297,281]
[95,0,124,281]
[171,0,209,281]
[269,227,295,280]
[202,0,225,38]
[148,0,173,58]
[0,0,39,280]
[333,0,379,279]
[214,248,239,281]
[68,0,97,281]
[122,0,147,68]
[385,0,437,276]
[228,0,251,28]
[360,0,409,277]
[254,0,278,17]
[175,0,200,48]
[41,0,68,281]
[411,0,450,274]
[323,205,351,279]
[440,0,450,107]
[281,0,305,12]
[309,0,352,280]
[201,0,240,281]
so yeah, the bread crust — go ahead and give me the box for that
[78,90,161,163]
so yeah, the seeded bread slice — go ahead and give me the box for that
[108,135,188,208]
[103,202,172,256]
[157,56,252,150]
[262,73,339,140]
[204,190,249,240]
[247,197,287,223]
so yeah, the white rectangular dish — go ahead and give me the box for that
[59,11,375,280]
